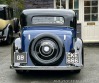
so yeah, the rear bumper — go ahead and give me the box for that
[10,65,83,70]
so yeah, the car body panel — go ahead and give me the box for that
[0,5,20,43]
[0,19,9,30]
[10,9,84,71]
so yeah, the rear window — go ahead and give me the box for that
[32,16,65,25]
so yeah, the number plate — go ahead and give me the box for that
[14,52,27,63]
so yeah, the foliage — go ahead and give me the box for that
[0,0,24,17]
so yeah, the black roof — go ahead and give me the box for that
[22,9,75,17]
[20,9,76,27]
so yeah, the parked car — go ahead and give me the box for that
[10,9,84,74]
[0,5,20,44]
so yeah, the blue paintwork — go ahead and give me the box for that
[20,26,74,66]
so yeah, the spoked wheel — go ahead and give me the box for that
[16,70,24,74]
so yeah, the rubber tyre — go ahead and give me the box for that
[16,70,23,74]
[14,19,20,33]
[82,47,84,65]
[29,33,65,66]
[73,69,81,74]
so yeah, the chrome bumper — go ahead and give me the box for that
[10,65,83,70]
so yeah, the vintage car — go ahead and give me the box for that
[0,5,20,44]
[10,9,84,74]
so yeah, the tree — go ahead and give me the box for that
[0,0,14,5]
[0,0,5,4]
[0,0,24,17]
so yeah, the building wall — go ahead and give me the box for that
[24,0,54,9]
[24,0,99,43]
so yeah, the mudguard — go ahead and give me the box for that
[74,38,84,65]
[13,38,21,52]
[11,38,21,65]
[0,19,10,30]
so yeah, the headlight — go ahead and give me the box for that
[66,52,79,64]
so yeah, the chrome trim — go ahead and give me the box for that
[28,34,31,40]
[64,35,66,41]
[10,65,83,70]
[39,42,54,57]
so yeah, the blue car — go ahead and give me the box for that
[10,9,84,74]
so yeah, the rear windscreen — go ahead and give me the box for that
[32,16,65,25]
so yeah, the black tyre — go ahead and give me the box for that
[14,18,20,33]
[70,69,81,74]
[73,69,81,74]
[16,70,23,74]
[82,47,84,65]
[16,70,28,74]
[6,27,13,45]
[29,33,65,66]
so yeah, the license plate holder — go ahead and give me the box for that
[14,52,27,63]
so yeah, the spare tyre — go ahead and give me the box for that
[14,18,20,33]
[29,33,65,66]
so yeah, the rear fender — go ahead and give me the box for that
[11,38,21,65]
[74,38,84,65]
[12,38,21,53]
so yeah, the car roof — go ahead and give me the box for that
[0,4,8,8]
[20,9,76,27]
[22,9,75,17]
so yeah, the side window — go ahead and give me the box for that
[69,0,79,20]
[8,8,10,19]
[56,0,66,9]
[3,7,8,20]
[8,8,13,19]
[10,8,14,18]
[9,8,13,19]
[0,9,5,19]
[5,8,9,20]
[84,0,98,21]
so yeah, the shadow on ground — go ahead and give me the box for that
[15,70,82,81]
[0,38,15,47]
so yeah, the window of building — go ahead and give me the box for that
[69,0,79,20]
[84,0,98,21]
[56,0,66,9]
